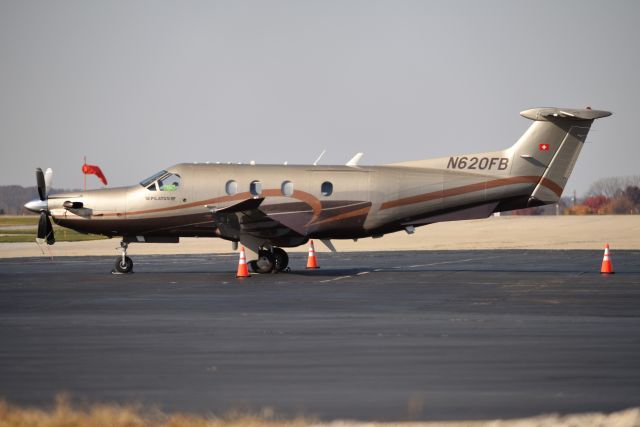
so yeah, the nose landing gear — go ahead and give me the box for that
[113,241,133,274]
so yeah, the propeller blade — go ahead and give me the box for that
[44,168,53,196]
[37,212,55,245]
[37,211,47,239]
[45,215,55,245]
[36,168,46,201]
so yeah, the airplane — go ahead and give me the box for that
[25,107,611,274]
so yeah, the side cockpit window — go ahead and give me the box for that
[159,173,181,191]
[140,170,181,192]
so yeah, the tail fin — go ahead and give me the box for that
[508,107,611,204]
[388,107,611,204]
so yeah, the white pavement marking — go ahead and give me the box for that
[400,255,504,269]
[319,275,353,283]
[317,255,503,283]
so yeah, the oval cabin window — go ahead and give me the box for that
[321,181,333,197]
[281,181,293,196]
[250,180,262,196]
[225,180,237,195]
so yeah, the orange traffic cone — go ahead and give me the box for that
[306,240,319,269]
[600,243,614,274]
[236,246,250,278]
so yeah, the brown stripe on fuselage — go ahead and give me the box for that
[380,176,562,210]
[98,188,323,220]
[309,205,372,227]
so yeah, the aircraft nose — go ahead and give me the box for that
[24,198,48,213]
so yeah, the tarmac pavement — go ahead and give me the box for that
[0,250,639,421]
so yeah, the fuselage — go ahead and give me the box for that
[47,162,537,245]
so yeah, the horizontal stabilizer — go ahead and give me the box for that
[520,107,611,121]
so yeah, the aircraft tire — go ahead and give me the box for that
[249,252,274,274]
[272,247,289,272]
[115,256,133,273]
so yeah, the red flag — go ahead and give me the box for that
[82,164,108,186]
[538,143,550,151]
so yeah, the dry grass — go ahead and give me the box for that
[0,395,312,427]
[1,396,639,427]
[0,230,107,243]
[0,215,107,243]
[0,216,38,226]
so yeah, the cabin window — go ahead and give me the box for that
[281,181,293,196]
[225,180,237,195]
[250,180,262,196]
[321,181,333,197]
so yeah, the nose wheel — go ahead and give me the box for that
[115,256,133,273]
[113,241,134,274]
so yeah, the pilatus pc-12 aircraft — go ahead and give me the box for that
[25,107,610,273]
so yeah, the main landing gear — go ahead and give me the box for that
[114,241,133,274]
[249,247,289,274]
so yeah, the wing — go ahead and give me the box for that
[212,198,307,248]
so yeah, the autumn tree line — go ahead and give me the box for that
[565,176,640,215]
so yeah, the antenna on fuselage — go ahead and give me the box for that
[346,152,364,167]
[313,149,326,166]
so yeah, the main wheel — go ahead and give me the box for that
[115,256,133,273]
[249,251,275,274]
[272,247,289,272]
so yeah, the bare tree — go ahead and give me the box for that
[625,186,640,206]
[587,176,640,197]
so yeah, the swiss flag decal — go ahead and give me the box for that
[539,143,550,151]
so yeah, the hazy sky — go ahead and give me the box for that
[1,0,638,195]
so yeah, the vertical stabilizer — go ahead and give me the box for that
[386,107,611,207]
[508,107,611,204]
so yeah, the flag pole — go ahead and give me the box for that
[83,156,86,191]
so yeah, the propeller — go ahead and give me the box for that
[28,168,55,245]
[37,211,55,245]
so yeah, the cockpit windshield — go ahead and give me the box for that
[140,170,182,192]
[140,170,168,187]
